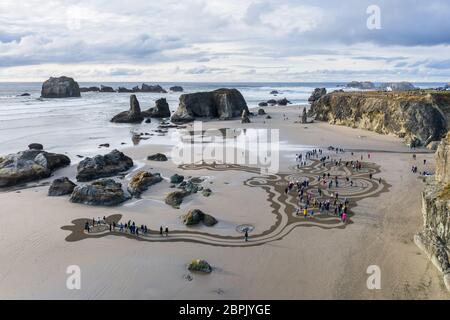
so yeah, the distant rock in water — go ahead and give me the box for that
[127,171,162,197]
[345,81,375,90]
[20,93,30,96]
[171,88,249,123]
[111,95,144,123]
[170,86,184,92]
[117,87,133,93]
[309,90,450,147]
[28,143,43,151]
[258,102,268,107]
[270,90,279,95]
[100,85,115,93]
[308,88,327,103]
[277,98,291,106]
[76,149,133,182]
[48,177,76,196]
[0,149,70,188]
[70,179,130,206]
[379,82,416,91]
[141,83,167,93]
[141,98,171,118]
[80,86,100,92]
[41,76,81,98]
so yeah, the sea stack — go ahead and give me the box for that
[110,95,144,123]
[41,76,81,98]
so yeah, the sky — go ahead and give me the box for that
[1,0,450,82]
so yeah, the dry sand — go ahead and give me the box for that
[0,104,448,299]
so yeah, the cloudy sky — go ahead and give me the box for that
[1,0,450,82]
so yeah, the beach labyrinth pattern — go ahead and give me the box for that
[62,159,390,247]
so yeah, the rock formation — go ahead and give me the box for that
[165,190,189,208]
[258,102,268,107]
[415,133,450,291]
[127,171,162,197]
[48,177,76,196]
[141,98,171,118]
[171,88,249,123]
[309,90,450,147]
[258,108,266,115]
[111,95,144,123]
[380,82,416,91]
[76,149,133,182]
[0,149,70,188]
[41,76,81,98]
[187,259,212,273]
[170,86,183,92]
[241,109,251,123]
[70,179,130,206]
[100,85,115,93]
[141,84,167,93]
[308,88,327,103]
[301,107,308,124]
[181,209,218,226]
[147,153,168,161]
[170,173,184,184]
[345,81,376,90]
[80,86,100,92]
[28,143,43,151]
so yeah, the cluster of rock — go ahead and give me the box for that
[308,90,450,147]
[147,153,168,161]
[171,88,249,123]
[111,96,171,123]
[80,83,172,93]
[344,81,417,92]
[187,259,212,273]
[127,171,162,197]
[181,209,217,226]
[0,146,70,188]
[415,133,450,291]
[165,175,211,208]
[258,97,291,107]
[308,88,327,103]
[70,179,130,206]
[41,76,81,98]
[48,177,76,196]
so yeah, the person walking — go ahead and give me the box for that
[160,226,163,236]
[165,226,169,237]
[244,230,249,242]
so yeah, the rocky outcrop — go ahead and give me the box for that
[241,109,250,123]
[415,133,450,291]
[127,171,162,197]
[141,98,171,118]
[170,173,184,184]
[28,143,43,151]
[345,81,375,90]
[301,107,308,124]
[308,88,327,103]
[0,149,70,188]
[309,91,450,147]
[111,95,144,123]
[76,149,133,182]
[147,153,168,161]
[171,88,249,123]
[141,84,167,93]
[187,259,212,273]
[181,209,218,226]
[170,86,183,92]
[277,98,291,106]
[165,190,189,208]
[70,179,130,206]
[41,76,81,98]
[100,85,115,93]
[380,82,416,91]
[48,177,76,196]
[118,87,133,93]
[258,102,268,107]
[258,108,266,115]
[80,86,100,92]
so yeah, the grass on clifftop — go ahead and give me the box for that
[438,183,450,200]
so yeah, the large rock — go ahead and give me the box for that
[70,179,130,206]
[80,86,100,92]
[241,109,251,123]
[48,177,76,196]
[147,153,168,161]
[170,86,184,92]
[380,82,416,92]
[301,107,308,124]
[165,190,188,208]
[188,259,212,273]
[0,150,70,188]
[111,95,144,123]
[127,171,162,197]
[345,81,375,90]
[141,84,167,93]
[100,85,115,92]
[416,133,450,291]
[141,98,171,118]
[308,88,327,103]
[309,91,450,147]
[170,173,184,184]
[28,143,43,151]
[171,88,249,123]
[41,76,81,98]
[76,149,133,182]
[181,209,218,226]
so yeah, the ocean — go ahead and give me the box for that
[0,82,445,158]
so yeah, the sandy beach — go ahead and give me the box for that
[0,104,448,299]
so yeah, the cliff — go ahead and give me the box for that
[415,133,450,292]
[309,90,450,147]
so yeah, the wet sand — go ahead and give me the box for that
[0,104,448,299]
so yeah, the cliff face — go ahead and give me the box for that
[415,133,450,292]
[309,91,450,147]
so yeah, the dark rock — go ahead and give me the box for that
[277,98,291,106]
[165,190,189,208]
[70,179,130,206]
[346,81,375,90]
[41,76,81,98]
[99,143,110,148]
[270,90,279,95]
[308,88,327,103]
[48,177,76,196]
[257,108,266,115]
[267,99,277,105]
[379,82,417,91]
[301,107,308,124]
[181,209,218,226]
[132,86,141,92]
[20,93,30,96]
[170,173,184,184]
[141,84,167,93]
[100,85,115,93]
[111,95,144,123]
[127,171,162,197]
[171,88,249,123]
[141,98,171,118]
[188,259,212,273]
[117,87,133,93]
[80,86,100,92]
[28,143,43,151]
[147,153,168,161]
[0,150,70,187]
[202,188,212,197]
[76,149,133,182]
[170,86,184,92]
[145,118,151,123]
[266,115,272,119]
[258,102,268,107]
[241,109,251,123]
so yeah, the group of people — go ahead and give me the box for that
[84,217,170,237]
